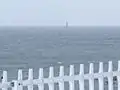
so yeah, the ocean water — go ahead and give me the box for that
[0,27,120,89]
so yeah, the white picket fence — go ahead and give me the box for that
[0,61,120,90]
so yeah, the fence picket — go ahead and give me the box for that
[0,61,120,90]
[69,65,74,90]
[12,80,18,90]
[59,66,64,90]
[118,61,120,90]
[98,62,104,90]
[79,64,84,90]
[18,69,23,90]
[28,69,33,90]
[2,71,8,90]
[48,67,54,90]
[38,68,44,90]
[89,63,94,90]
[108,61,113,90]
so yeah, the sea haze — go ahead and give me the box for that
[0,26,120,81]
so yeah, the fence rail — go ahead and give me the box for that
[0,61,120,90]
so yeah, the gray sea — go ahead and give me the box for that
[0,27,120,89]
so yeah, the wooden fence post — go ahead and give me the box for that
[28,69,33,90]
[48,67,54,90]
[59,66,64,90]
[98,62,104,90]
[12,80,18,90]
[79,64,84,90]
[69,65,74,90]
[18,69,23,90]
[118,61,120,90]
[89,63,94,90]
[108,61,113,90]
[1,61,120,90]
[2,71,8,90]
[38,68,44,90]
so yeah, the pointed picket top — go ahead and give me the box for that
[98,62,104,90]
[79,64,84,90]
[89,63,94,90]
[48,67,54,90]
[70,65,74,76]
[39,68,43,79]
[59,66,64,90]
[108,61,112,72]
[38,68,44,90]
[89,63,94,74]
[99,62,103,73]
[69,65,74,90]
[108,61,113,90]
[18,69,23,90]
[18,69,23,80]
[59,66,64,77]
[28,69,33,80]
[80,64,84,75]
[1,60,120,90]
[49,67,54,78]
[2,71,7,83]
[28,69,33,90]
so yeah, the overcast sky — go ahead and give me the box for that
[0,0,120,26]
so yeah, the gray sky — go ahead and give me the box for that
[0,0,120,26]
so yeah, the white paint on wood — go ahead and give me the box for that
[49,67,54,90]
[18,69,23,90]
[59,66,64,90]
[2,71,7,90]
[38,68,44,90]
[69,65,74,90]
[118,61,120,90]
[0,61,120,90]
[79,64,84,90]
[98,62,104,90]
[89,63,94,90]
[108,61,113,90]
[28,69,33,90]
